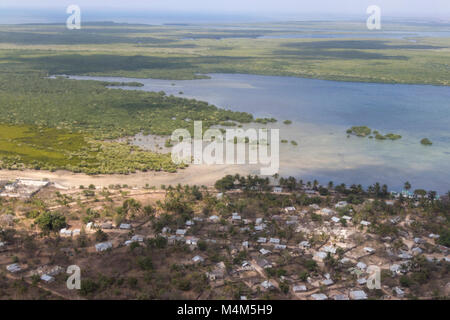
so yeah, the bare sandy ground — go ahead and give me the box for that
[0,164,258,189]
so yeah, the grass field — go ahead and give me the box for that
[0,124,184,174]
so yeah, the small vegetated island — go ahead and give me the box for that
[106,81,144,87]
[420,138,433,146]
[346,126,402,141]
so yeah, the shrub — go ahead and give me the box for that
[137,256,154,271]
[35,211,66,232]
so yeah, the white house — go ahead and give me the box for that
[95,241,113,252]
[273,187,283,193]
[350,290,367,300]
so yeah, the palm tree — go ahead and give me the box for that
[313,180,319,189]
[404,181,411,191]
[328,181,334,190]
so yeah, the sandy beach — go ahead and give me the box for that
[0,164,258,189]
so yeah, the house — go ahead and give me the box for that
[335,201,348,209]
[131,235,144,242]
[342,215,352,221]
[333,294,349,300]
[261,280,275,290]
[216,193,223,199]
[185,220,194,226]
[161,227,172,234]
[41,274,55,283]
[356,262,367,271]
[119,223,131,230]
[284,206,296,213]
[260,248,271,255]
[309,204,320,210]
[208,215,220,223]
[311,293,328,300]
[360,220,371,226]
[323,246,336,254]
[255,218,263,225]
[257,237,267,243]
[86,222,97,232]
[242,241,249,249]
[231,214,242,223]
[390,217,401,224]
[95,241,112,252]
[357,278,367,285]
[293,285,307,292]
[6,263,21,273]
[320,208,334,215]
[176,229,187,236]
[255,224,265,231]
[273,187,283,193]
[167,235,177,245]
[299,241,310,248]
[321,279,334,286]
[269,238,280,245]
[394,287,405,298]
[331,217,340,223]
[59,228,73,237]
[313,251,327,261]
[398,252,412,259]
[390,264,401,274]
[206,264,225,281]
[101,222,113,229]
[192,255,204,263]
[274,244,287,250]
[350,290,367,300]
[364,247,375,254]
[186,237,198,246]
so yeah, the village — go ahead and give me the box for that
[0,175,448,300]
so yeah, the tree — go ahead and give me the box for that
[95,229,108,242]
[404,181,411,191]
[35,211,66,233]
[327,181,334,190]
[214,175,235,191]
[121,198,142,216]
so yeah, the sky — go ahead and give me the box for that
[0,0,449,21]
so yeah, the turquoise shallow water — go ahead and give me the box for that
[66,74,450,193]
